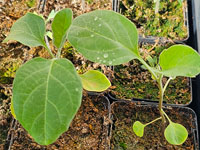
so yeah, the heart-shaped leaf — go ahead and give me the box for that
[67,10,139,66]
[164,122,188,145]
[133,121,146,137]
[52,8,72,49]
[159,45,200,77]
[3,13,46,47]
[13,57,82,145]
[80,70,111,92]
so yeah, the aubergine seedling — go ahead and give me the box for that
[3,9,111,145]
[66,10,200,145]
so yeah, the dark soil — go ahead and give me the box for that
[110,42,191,105]
[4,94,110,150]
[111,101,198,150]
[119,0,188,40]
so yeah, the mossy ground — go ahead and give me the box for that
[120,0,188,40]
[110,42,191,105]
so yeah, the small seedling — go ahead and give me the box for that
[4,9,111,145]
[66,10,200,145]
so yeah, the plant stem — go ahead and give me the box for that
[162,109,172,123]
[157,74,166,125]
[145,117,162,126]
[44,36,55,58]
[138,58,158,80]
[155,0,160,13]
[163,77,172,93]
[56,47,62,58]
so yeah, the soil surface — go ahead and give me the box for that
[110,42,191,105]
[111,101,198,150]
[5,94,110,150]
[119,0,188,40]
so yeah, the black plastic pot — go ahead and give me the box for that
[186,0,200,147]
[109,100,199,149]
[112,0,190,43]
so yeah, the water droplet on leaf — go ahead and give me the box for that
[94,17,98,21]
[103,53,108,58]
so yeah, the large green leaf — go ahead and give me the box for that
[80,70,111,92]
[133,121,145,137]
[13,57,82,145]
[52,8,72,49]
[159,45,200,77]
[67,10,139,66]
[3,13,46,47]
[164,122,188,145]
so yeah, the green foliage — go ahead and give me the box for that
[52,8,72,50]
[164,122,188,145]
[67,10,200,146]
[26,0,36,8]
[4,9,111,145]
[67,10,139,66]
[80,70,111,92]
[13,58,82,145]
[3,13,46,47]
[159,45,200,77]
[132,121,145,137]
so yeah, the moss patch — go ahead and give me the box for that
[120,0,188,40]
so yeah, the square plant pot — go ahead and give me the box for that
[4,94,111,150]
[108,41,192,106]
[113,0,189,43]
[110,100,199,149]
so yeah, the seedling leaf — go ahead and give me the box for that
[80,70,111,92]
[164,122,188,145]
[10,98,16,119]
[67,10,139,65]
[13,57,82,145]
[133,121,145,137]
[52,8,72,49]
[159,45,200,77]
[46,10,57,23]
[3,13,46,47]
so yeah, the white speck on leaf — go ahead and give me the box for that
[104,53,108,58]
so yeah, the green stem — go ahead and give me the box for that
[157,74,166,125]
[145,117,162,126]
[163,77,172,93]
[44,36,55,58]
[56,47,62,58]
[162,109,172,123]
[138,58,158,80]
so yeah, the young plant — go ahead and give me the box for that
[3,9,111,145]
[66,10,200,145]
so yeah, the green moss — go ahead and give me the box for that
[120,0,188,40]
[0,58,22,84]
